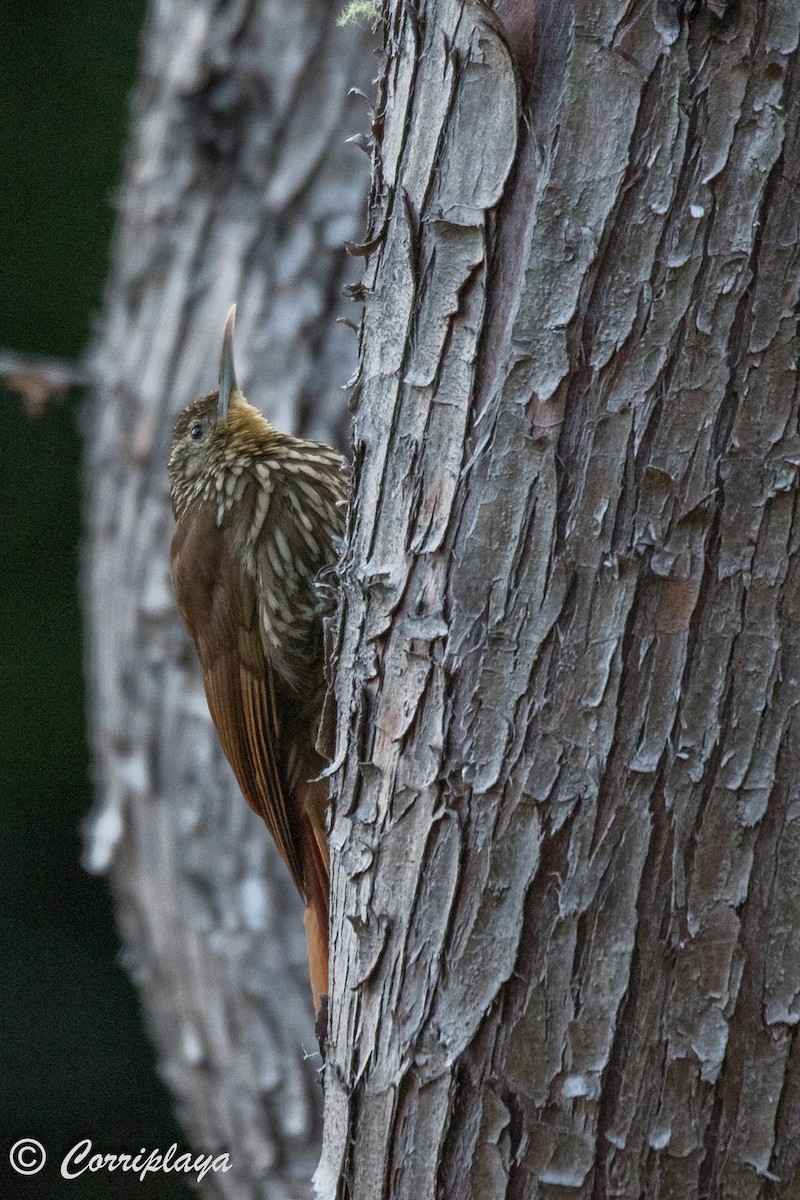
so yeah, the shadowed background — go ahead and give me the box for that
[0,3,190,1195]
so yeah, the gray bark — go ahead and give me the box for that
[320,2,800,1198]
[82,2,372,1196]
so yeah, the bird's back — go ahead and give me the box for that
[170,412,347,1009]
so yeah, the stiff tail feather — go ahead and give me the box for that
[302,802,330,1012]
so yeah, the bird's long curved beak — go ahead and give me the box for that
[218,304,238,421]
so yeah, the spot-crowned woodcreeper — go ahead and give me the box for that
[168,306,347,1011]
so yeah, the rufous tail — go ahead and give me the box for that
[302,810,330,1012]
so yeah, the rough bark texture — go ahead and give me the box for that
[83,3,372,1196]
[320,2,800,1198]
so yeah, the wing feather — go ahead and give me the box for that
[172,498,332,1005]
[171,503,305,894]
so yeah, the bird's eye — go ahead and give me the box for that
[190,423,205,441]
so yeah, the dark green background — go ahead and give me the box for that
[1,4,190,1197]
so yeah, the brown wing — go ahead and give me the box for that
[171,500,306,893]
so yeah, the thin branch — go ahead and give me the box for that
[0,348,88,415]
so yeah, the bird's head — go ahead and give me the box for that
[168,305,273,516]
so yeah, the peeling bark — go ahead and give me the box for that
[83,2,372,1196]
[322,2,800,1197]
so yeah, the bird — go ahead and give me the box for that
[168,305,347,1013]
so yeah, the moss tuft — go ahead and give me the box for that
[337,0,380,27]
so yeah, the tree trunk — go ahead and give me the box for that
[320,2,800,1198]
[82,3,372,1196]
